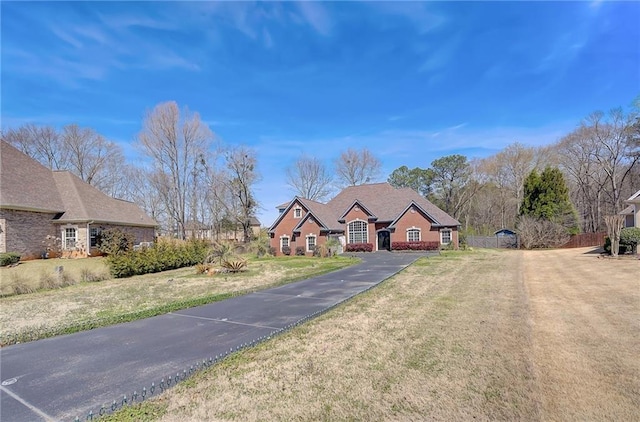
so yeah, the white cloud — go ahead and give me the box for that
[294,2,332,36]
[418,34,462,73]
[366,2,446,34]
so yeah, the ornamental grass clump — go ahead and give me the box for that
[221,257,248,273]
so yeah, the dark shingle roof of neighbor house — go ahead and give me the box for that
[270,182,460,232]
[51,171,157,226]
[1,141,157,227]
[0,140,65,213]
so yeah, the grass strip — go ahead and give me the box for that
[1,260,357,347]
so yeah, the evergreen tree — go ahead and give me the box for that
[520,167,579,234]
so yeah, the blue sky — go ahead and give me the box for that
[2,1,639,227]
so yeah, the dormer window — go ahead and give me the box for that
[293,207,302,218]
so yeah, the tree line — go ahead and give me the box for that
[2,102,259,241]
[2,102,385,242]
[382,107,638,237]
[4,100,638,242]
[285,104,639,239]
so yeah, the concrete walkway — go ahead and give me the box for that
[0,252,428,421]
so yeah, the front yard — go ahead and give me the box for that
[0,255,358,346]
[106,247,638,421]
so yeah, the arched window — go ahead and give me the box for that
[407,228,421,242]
[348,220,368,244]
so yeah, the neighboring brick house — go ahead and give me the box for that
[621,189,640,228]
[0,141,157,259]
[268,183,460,256]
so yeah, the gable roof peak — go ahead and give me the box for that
[626,189,640,203]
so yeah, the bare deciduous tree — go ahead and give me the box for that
[3,123,129,195]
[335,148,381,187]
[137,101,214,239]
[2,124,65,169]
[604,214,625,257]
[517,215,571,249]
[583,109,639,213]
[61,124,124,188]
[286,154,333,201]
[556,127,609,232]
[221,146,260,243]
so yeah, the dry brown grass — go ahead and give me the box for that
[121,247,640,422]
[524,247,640,421]
[0,257,111,296]
[139,250,539,421]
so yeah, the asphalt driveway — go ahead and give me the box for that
[0,252,428,421]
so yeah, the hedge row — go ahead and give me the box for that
[345,243,374,252]
[391,241,440,251]
[0,252,20,266]
[106,240,209,278]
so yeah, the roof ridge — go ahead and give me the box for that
[65,172,89,218]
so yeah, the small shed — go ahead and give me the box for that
[494,229,518,248]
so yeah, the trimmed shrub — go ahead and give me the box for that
[391,241,440,251]
[0,252,20,266]
[620,227,640,254]
[604,237,629,255]
[295,246,306,256]
[281,246,291,256]
[345,243,374,252]
[106,239,209,278]
[267,246,277,256]
[98,228,135,256]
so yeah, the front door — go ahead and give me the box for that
[377,230,390,251]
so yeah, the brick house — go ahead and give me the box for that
[268,183,460,256]
[184,217,261,242]
[0,141,157,259]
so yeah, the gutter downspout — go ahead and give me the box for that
[87,221,94,256]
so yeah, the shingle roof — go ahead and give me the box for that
[0,140,65,212]
[298,198,343,231]
[1,140,157,227]
[327,183,460,226]
[269,183,460,232]
[51,172,157,226]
